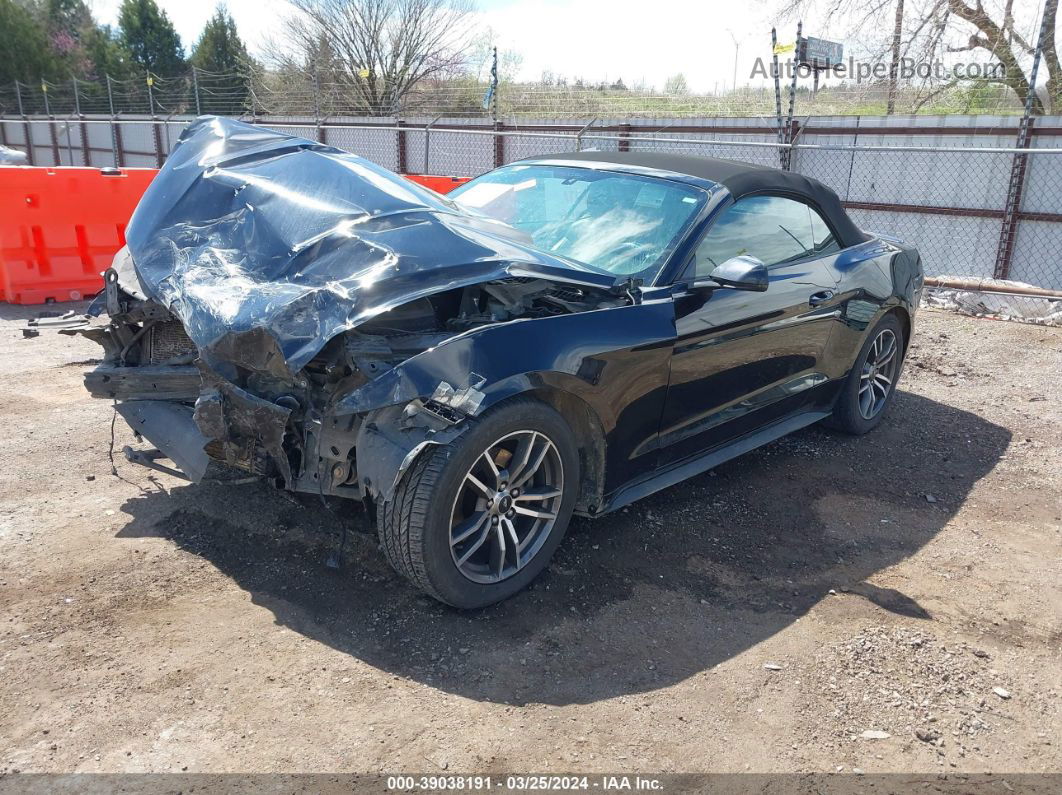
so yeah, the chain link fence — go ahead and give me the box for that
[2,113,1061,313]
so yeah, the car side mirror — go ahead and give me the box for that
[702,255,769,292]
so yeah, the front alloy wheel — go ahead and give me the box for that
[379,397,579,608]
[450,431,565,584]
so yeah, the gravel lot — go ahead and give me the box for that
[0,305,1059,776]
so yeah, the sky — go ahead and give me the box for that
[86,0,1048,92]
[87,0,799,91]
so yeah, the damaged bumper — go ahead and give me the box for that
[77,116,635,506]
[115,401,211,481]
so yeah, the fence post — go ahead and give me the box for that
[782,20,802,170]
[49,122,60,166]
[79,119,90,166]
[46,84,61,166]
[575,118,596,151]
[15,82,34,165]
[106,75,120,167]
[618,122,631,152]
[192,67,202,116]
[146,72,164,167]
[493,121,504,168]
[248,69,259,120]
[70,77,89,165]
[993,118,1036,280]
[993,6,1051,281]
[396,119,408,173]
[151,121,164,168]
[24,120,35,165]
[63,115,75,166]
[42,82,62,165]
[113,121,125,168]
[783,118,800,171]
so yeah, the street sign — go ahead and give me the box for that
[798,36,843,69]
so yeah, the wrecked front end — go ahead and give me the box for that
[81,116,628,506]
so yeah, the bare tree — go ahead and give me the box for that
[283,0,476,115]
[886,0,906,113]
[946,0,1060,113]
[778,0,1060,114]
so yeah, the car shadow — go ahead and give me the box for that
[116,390,1009,706]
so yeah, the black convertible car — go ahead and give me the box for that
[81,117,923,608]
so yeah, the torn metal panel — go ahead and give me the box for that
[197,368,294,487]
[354,405,467,502]
[115,401,211,482]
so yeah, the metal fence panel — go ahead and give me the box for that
[1011,220,1062,289]
[3,114,1061,295]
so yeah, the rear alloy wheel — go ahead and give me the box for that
[826,313,905,435]
[857,327,900,420]
[379,398,579,608]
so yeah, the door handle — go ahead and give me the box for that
[808,290,835,307]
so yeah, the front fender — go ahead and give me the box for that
[335,301,676,421]
[339,301,678,500]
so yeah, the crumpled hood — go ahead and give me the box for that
[123,116,615,376]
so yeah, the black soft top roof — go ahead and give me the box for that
[522,150,868,248]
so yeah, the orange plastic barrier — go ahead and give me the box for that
[0,167,158,304]
[403,174,472,194]
[0,168,471,305]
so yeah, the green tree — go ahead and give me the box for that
[0,0,58,86]
[118,0,185,76]
[82,23,135,81]
[44,0,92,38]
[41,0,95,76]
[190,5,251,112]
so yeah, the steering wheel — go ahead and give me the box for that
[601,240,656,272]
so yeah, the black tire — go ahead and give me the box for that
[826,313,905,435]
[378,397,579,608]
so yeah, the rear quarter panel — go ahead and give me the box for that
[823,238,923,377]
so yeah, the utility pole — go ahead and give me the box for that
[490,46,499,122]
[728,30,740,92]
[771,28,783,152]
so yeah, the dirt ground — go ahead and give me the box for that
[0,305,1059,776]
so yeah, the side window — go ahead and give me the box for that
[691,195,823,278]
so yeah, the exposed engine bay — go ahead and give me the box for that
[64,116,642,509]
[82,269,625,502]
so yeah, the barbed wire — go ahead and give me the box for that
[0,67,1032,120]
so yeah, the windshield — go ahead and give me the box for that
[449,164,706,278]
